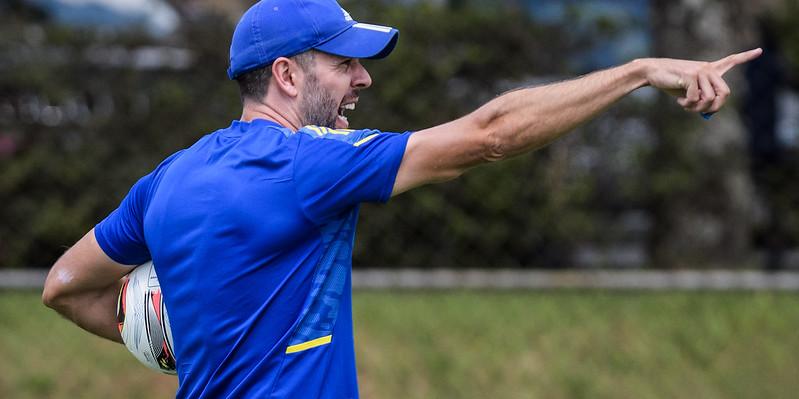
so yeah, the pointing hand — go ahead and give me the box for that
[641,48,763,114]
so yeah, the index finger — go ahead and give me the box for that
[712,48,763,75]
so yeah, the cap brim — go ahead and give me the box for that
[314,23,399,60]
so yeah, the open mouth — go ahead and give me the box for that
[336,101,356,128]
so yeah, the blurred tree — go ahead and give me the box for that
[745,1,799,270]
[9,0,790,270]
[647,0,768,268]
[0,2,239,268]
[0,0,600,269]
[346,0,613,268]
[0,0,655,269]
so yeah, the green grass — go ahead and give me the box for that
[0,291,177,399]
[2,290,798,398]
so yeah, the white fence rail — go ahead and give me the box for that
[353,269,799,290]
[1,270,47,290]
[4,269,799,291]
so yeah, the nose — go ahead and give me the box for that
[352,60,372,90]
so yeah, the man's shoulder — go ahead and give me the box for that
[296,125,382,147]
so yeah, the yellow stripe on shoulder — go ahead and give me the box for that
[302,126,355,136]
[325,128,354,135]
[304,125,324,136]
[285,335,332,354]
[353,134,379,147]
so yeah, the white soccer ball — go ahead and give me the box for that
[117,260,177,375]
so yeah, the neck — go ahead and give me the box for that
[240,98,302,131]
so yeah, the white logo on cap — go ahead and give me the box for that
[341,8,353,22]
[353,23,392,33]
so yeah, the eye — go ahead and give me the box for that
[339,59,353,69]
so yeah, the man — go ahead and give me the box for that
[41,0,761,397]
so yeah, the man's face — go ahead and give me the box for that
[297,52,372,129]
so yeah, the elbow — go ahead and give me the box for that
[472,107,510,163]
[42,285,75,317]
[42,269,71,312]
[42,282,63,311]
[482,128,508,163]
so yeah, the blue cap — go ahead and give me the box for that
[227,0,399,79]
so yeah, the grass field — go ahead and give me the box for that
[1,290,798,398]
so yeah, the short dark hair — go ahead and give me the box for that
[235,51,316,102]
[236,66,272,102]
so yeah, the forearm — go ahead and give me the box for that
[395,50,759,195]
[45,279,124,343]
[472,60,648,159]
[42,229,133,344]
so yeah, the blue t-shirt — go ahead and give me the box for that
[95,119,410,398]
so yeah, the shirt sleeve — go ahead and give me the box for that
[293,130,411,224]
[94,173,154,266]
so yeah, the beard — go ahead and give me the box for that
[298,73,339,128]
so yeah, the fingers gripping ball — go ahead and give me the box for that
[117,261,177,375]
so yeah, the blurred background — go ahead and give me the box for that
[1,0,799,398]
[1,0,798,271]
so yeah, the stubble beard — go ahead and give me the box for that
[298,73,339,129]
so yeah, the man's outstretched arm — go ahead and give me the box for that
[42,229,132,343]
[392,49,763,195]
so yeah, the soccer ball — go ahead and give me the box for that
[117,260,177,375]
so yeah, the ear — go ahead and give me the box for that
[271,57,302,97]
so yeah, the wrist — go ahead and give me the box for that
[628,58,652,89]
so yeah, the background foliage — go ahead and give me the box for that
[0,0,797,269]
